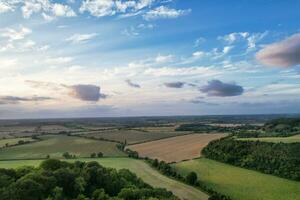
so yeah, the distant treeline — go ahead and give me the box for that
[262,118,300,136]
[202,138,300,181]
[0,159,178,200]
[175,123,256,133]
[177,117,300,138]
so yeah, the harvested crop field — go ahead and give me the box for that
[128,133,227,163]
[82,127,191,144]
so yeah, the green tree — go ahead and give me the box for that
[92,189,109,200]
[186,172,197,185]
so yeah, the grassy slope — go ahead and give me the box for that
[0,158,208,200]
[238,134,300,143]
[174,158,300,200]
[0,137,35,148]
[0,135,125,159]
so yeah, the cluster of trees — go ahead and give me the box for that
[146,158,232,200]
[90,152,103,158]
[202,138,300,181]
[62,152,77,159]
[0,159,178,200]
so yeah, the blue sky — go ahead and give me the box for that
[0,0,300,118]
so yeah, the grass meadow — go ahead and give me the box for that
[0,135,125,159]
[173,158,300,200]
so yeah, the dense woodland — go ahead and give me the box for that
[202,138,300,181]
[0,159,178,200]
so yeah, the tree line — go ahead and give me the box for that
[146,158,232,200]
[0,159,178,200]
[202,138,300,181]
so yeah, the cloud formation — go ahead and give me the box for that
[200,80,244,97]
[0,0,76,19]
[143,6,191,20]
[80,0,155,18]
[68,84,107,101]
[125,79,141,88]
[66,33,97,44]
[164,81,185,88]
[256,33,300,67]
[0,96,53,104]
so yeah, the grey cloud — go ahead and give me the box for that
[190,100,219,106]
[69,84,107,101]
[125,79,141,88]
[25,80,106,102]
[0,96,53,104]
[200,80,244,97]
[256,33,300,67]
[164,81,185,88]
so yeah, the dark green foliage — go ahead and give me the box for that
[176,123,232,132]
[202,138,300,181]
[0,159,178,200]
[97,152,103,158]
[186,172,197,185]
[62,152,76,159]
[125,149,139,158]
[90,153,97,158]
[208,193,232,200]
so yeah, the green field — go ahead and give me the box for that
[0,158,208,200]
[0,137,36,148]
[83,127,191,144]
[238,134,300,143]
[0,135,125,159]
[173,158,300,200]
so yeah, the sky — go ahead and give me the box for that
[0,0,300,119]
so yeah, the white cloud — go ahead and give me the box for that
[222,46,233,54]
[143,6,191,20]
[45,57,74,65]
[155,54,174,63]
[0,26,32,41]
[66,33,97,44]
[80,0,155,18]
[21,1,44,18]
[0,2,14,13]
[192,51,206,58]
[0,0,76,20]
[219,32,249,44]
[52,3,76,17]
[219,31,268,51]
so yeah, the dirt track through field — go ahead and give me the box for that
[128,133,226,163]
